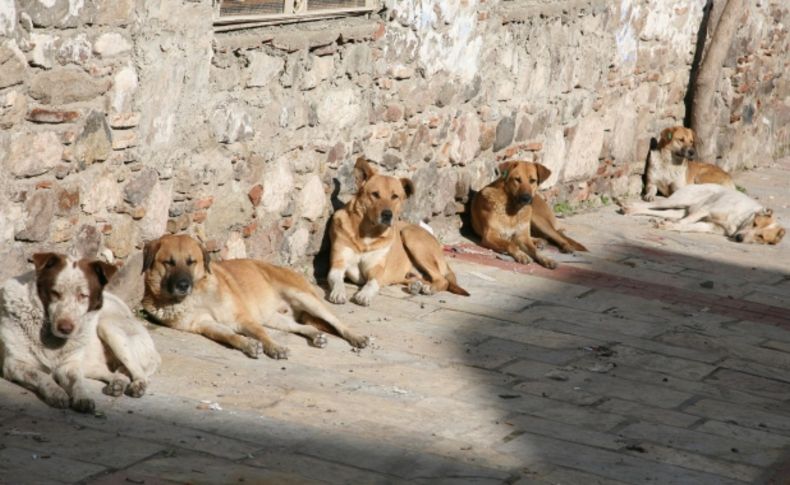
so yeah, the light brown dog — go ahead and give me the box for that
[328,157,469,306]
[471,161,587,269]
[644,126,735,201]
[142,234,369,360]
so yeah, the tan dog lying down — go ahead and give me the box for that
[644,126,734,201]
[471,161,587,269]
[621,184,785,244]
[328,157,469,306]
[0,254,160,412]
[142,234,369,360]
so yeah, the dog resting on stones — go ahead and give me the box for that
[620,184,785,244]
[471,161,588,269]
[643,126,735,201]
[142,234,369,360]
[328,157,469,306]
[0,253,160,413]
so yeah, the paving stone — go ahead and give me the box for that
[0,445,106,484]
[594,398,701,428]
[682,399,790,436]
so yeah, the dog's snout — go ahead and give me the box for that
[735,234,745,243]
[519,193,533,204]
[56,319,74,335]
[686,148,696,158]
[380,209,393,224]
[174,278,192,293]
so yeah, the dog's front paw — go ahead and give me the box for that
[559,244,575,254]
[534,238,548,250]
[512,252,533,265]
[103,379,127,397]
[328,288,348,305]
[242,338,264,359]
[71,396,96,414]
[352,290,374,306]
[264,343,289,360]
[127,380,147,398]
[347,334,370,349]
[43,387,71,409]
[310,333,328,348]
[538,256,558,269]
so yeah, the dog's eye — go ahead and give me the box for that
[77,292,88,301]
[164,258,176,267]
[529,178,537,184]
[513,177,522,183]
[391,194,399,200]
[371,191,381,199]
[186,258,196,266]
[50,290,61,299]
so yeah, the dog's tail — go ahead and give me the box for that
[562,234,589,252]
[446,270,470,296]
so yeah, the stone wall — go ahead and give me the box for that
[1,0,788,285]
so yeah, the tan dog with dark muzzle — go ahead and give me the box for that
[471,161,587,269]
[644,126,735,201]
[327,157,469,306]
[142,234,369,359]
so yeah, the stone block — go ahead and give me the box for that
[30,67,110,105]
[246,52,285,88]
[3,131,63,178]
[93,32,132,58]
[15,189,55,242]
[73,111,112,167]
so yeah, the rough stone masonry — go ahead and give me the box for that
[0,0,787,289]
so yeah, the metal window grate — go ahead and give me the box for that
[220,0,285,16]
[307,0,366,10]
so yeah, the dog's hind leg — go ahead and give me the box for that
[531,213,587,253]
[284,289,370,348]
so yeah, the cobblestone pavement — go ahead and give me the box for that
[2,160,790,484]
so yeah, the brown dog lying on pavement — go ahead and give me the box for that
[644,126,735,201]
[142,234,369,360]
[471,161,587,269]
[328,157,469,306]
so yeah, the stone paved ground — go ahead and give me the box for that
[2,160,790,485]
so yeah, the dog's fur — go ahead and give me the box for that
[0,254,160,412]
[643,126,735,201]
[471,161,588,269]
[328,157,469,306]
[621,184,785,244]
[142,234,369,359]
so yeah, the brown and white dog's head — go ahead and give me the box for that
[497,161,551,207]
[142,234,211,304]
[31,253,117,339]
[734,208,785,245]
[657,126,697,162]
[352,157,414,228]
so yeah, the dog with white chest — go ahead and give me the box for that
[0,253,160,413]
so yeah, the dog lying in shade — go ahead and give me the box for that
[0,253,160,412]
[471,160,587,269]
[620,184,785,244]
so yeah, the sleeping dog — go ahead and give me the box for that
[621,184,785,244]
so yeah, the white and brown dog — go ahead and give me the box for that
[328,157,469,306]
[621,184,785,244]
[644,126,735,201]
[0,254,160,412]
[142,234,369,360]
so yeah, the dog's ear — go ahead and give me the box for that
[497,161,517,179]
[400,178,414,198]
[31,253,64,275]
[761,208,774,217]
[535,163,552,185]
[90,261,118,287]
[142,239,161,274]
[354,157,377,190]
[201,244,212,274]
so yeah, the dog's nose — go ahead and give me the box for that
[519,193,533,204]
[380,210,393,224]
[174,278,192,293]
[686,148,696,158]
[56,319,74,335]
[735,234,745,242]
